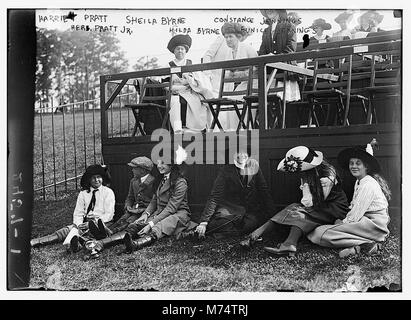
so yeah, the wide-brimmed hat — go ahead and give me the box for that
[127,156,153,171]
[337,140,380,174]
[221,22,243,36]
[335,11,354,24]
[167,34,192,53]
[80,164,111,189]
[277,146,323,172]
[287,12,302,25]
[310,18,332,31]
[358,10,384,26]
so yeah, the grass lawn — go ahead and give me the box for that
[29,192,401,292]
[33,105,134,200]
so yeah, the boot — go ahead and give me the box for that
[88,220,106,240]
[87,231,128,257]
[98,219,113,237]
[125,222,147,238]
[123,233,156,254]
[70,235,86,253]
[30,226,71,248]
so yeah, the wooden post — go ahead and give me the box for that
[258,63,267,129]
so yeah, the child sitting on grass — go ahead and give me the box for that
[308,139,391,257]
[30,164,115,252]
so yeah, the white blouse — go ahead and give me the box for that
[343,175,388,223]
[72,185,115,226]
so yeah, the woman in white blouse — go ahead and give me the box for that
[214,22,258,131]
[308,139,391,257]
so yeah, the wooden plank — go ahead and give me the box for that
[297,30,402,51]
[267,62,339,81]
[104,128,401,221]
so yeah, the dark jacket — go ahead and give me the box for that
[258,21,297,56]
[146,176,191,225]
[200,159,275,224]
[124,174,156,211]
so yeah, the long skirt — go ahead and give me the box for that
[150,210,192,239]
[170,91,210,131]
[271,203,332,234]
[307,209,390,248]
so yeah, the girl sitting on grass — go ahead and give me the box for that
[121,146,194,253]
[240,146,349,256]
[308,139,391,257]
[30,165,115,252]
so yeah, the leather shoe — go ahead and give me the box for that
[339,245,361,258]
[239,236,262,250]
[263,243,297,257]
[70,235,85,253]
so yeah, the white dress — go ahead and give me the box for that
[202,35,232,97]
[218,42,258,131]
[168,58,214,132]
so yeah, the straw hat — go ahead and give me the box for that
[335,11,354,24]
[277,146,323,172]
[310,18,332,31]
[358,10,384,26]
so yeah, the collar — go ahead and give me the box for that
[89,186,101,193]
[173,59,186,66]
[140,173,149,183]
[270,21,278,35]
[164,172,171,180]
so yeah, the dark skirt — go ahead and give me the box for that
[271,203,331,234]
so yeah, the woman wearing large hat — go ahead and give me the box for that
[30,164,115,251]
[309,18,332,43]
[352,10,384,37]
[332,10,354,40]
[240,146,349,256]
[166,34,213,133]
[208,22,258,131]
[202,22,254,99]
[308,139,391,257]
[120,145,195,253]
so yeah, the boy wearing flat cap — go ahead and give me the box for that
[84,156,155,257]
[30,164,115,252]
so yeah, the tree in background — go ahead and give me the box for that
[132,56,160,71]
[36,28,129,107]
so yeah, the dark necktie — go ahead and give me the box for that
[160,176,168,189]
[86,189,98,214]
[241,174,247,186]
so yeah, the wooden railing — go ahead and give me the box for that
[100,29,401,141]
